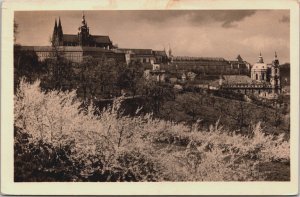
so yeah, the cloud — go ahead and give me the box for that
[210,10,256,28]
[123,10,256,28]
[279,15,289,23]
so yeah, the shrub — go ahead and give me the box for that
[14,80,290,181]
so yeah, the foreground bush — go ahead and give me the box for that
[14,80,290,181]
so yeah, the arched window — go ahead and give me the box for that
[256,73,258,80]
[275,68,278,74]
[262,73,265,80]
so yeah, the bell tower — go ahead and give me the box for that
[270,51,281,93]
[78,12,90,46]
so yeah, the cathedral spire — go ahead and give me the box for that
[53,19,57,34]
[58,17,63,33]
[58,17,61,27]
[82,11,86,25]
[275,51,278,59]
[52,19,58,46]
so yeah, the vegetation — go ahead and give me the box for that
[14,80,290,181]
[159,92,290,137]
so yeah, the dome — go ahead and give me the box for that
[252,52,267,70]
[252,62,267,70]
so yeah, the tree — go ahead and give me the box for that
[14,45,47,91]
[143,81,175,115]
[220,100,252,132]
[117,60,144,97]
[14,20,18,43]
[40,57,74,91]
[75,56,123,101]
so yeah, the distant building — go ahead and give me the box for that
[171,55,250,75]
[19,46,127,63]
[144,63,166,82]
[116,48,169,64]
[218,52,281,99]
[52,13,113,49]
[18,14,126,63]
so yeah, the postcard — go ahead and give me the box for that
[1,0,299,195]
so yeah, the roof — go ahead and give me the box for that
[173,56,227,61]
[19,46,120,53]
[222,75,253,84]
[63,34,112,44]
[63,34,78,43]
[118,48,153,55]
[92,35,111,44]
[153,50,167,56]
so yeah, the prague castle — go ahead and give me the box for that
[17,13,282,99]
[20,13,169,64]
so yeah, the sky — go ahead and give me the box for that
[14,10,290,64]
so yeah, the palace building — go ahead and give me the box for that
[19,13,169,64]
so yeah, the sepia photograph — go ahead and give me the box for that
[1,0,299,195]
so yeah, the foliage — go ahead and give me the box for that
[14,80,290,181]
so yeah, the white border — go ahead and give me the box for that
[1,0,299,195]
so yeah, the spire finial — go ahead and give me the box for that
[275,51,277,58]
[82,11,86,25]
[58,17,62,27]
[259,51,262,56]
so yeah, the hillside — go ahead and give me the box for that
[14,80,290,182]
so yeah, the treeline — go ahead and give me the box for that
[14,46,176,117]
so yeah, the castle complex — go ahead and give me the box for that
[17,13,282,99]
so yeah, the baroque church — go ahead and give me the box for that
[219,52,281,99]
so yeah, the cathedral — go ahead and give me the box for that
[51,13,113,49]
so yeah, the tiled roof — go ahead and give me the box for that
[92,35,111,44]
[118,48,153,55]
[63,34,78,43]
[173,56,227,61]
[153,50,167,56]
[222,75,253,84]
[63,34,112,44]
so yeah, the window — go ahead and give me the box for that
[262,73,265,80]
[275,68,278,74]
[256,73,258,80]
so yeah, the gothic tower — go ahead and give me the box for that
[57,17,64,45]
[51,18,64,46]
[78,12,90,46]
[51,19,57,46]
[270,52,281,93]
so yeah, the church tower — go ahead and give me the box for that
[51,18,64,46]
[270,52,281,93]
[51,19,58,46]
[57,17,64,46]
[78,12,90,46]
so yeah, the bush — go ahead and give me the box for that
[14,80,290,181]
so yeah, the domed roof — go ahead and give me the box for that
[253,63,267,70]
[252,52,267,70]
